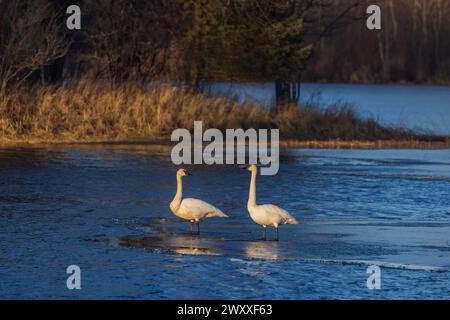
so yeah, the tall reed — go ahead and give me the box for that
[0,82,422,143]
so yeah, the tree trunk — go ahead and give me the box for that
[189,66,201,92]
[45,57,65,84]
[275,79,301,106]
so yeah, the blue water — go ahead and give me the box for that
[0,145,449,299]
[211,83,450,135]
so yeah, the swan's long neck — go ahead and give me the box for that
[171,175,183,211]
[248,170,257,207]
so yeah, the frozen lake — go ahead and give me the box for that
[212,83,450,135]
[0,145,449,299]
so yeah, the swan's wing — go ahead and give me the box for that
[179,198,227,219]
[260,204,298,224]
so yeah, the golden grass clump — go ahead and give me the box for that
[0,82,444,146]
[0,83,266,141]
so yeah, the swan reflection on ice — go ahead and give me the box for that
[244,241,282,260]
[118,234,220,256]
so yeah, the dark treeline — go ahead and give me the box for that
[1,0,449,106]
[307,0,450,83]
[0,0,361,105]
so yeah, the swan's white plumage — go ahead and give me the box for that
[246,164,298,240]
[170,169,228,225]
[248,204,298,227]
[175,198,227,221]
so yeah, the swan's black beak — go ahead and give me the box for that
[240,165,248,170]
[186,171,192,176]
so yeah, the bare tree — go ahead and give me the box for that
[81,0,179,86]
[0,0,69,93]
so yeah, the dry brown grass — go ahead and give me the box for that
[0,82,268,141]
[0,82,446,147]
[280,139,450,149]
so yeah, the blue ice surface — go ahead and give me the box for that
[0,145,449,299]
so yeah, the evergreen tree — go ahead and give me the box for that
[180,0,312,104]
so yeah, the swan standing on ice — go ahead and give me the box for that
[170,168,228,235]
[246,164,298,241]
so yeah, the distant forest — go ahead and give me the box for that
[307,0,450,84]
[1,0,449,142]
[1,0,450,104]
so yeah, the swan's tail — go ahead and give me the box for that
[286,217,299,225]
[207,211,229,218]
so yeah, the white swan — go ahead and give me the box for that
[170,168,228,234]
[246,164,298,241]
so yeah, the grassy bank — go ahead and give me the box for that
[0,83,448,147]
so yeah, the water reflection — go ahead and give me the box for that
[244,241,282,260]
[119,234,288,259]
[119,234,220,256]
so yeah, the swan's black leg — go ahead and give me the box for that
[190,221,194,235]
[262,226,266,240]
[197,222,200,235]
[275,227,279,241]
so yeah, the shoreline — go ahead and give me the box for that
[2,83,446,149]
[1,137,449,150]
[279,139,450,149]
